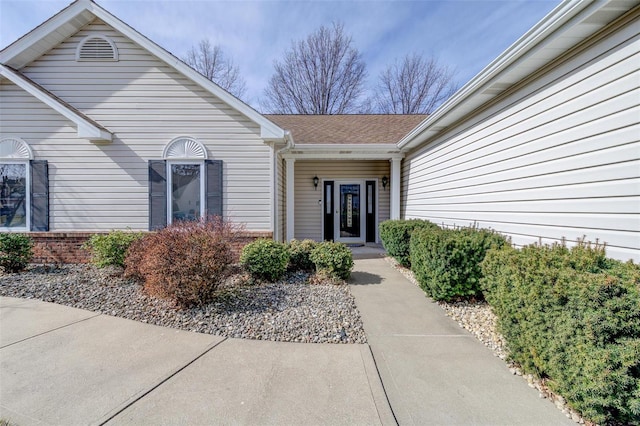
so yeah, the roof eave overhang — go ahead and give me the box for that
[397,0,633,152]
[0,0,95,68]
[0,64,112,141]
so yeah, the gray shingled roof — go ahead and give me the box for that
[265,114,427,145]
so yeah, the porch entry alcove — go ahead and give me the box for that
[285,159,400,245]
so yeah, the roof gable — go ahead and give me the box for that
[0,0,285,141]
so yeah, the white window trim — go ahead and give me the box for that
[75,34,119,62]
[0,160,30,232]
[166,160,206,225]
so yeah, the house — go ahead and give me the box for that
[0,0,638,263]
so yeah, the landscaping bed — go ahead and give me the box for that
[0,264,366,344]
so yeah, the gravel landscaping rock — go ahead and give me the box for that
[0,264,367,344]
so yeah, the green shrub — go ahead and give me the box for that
[84,230,143,268]
[287,239,317,271]
[379,219,439,267]
[310,241,353,280]
[481,241,640,424]
[410,226,508,301]
[240,239,289,282]
[0,233,33,273]
[124,217,237,308]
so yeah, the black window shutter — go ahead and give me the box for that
[205,160,223,217]
[148,160,167,230]
[30,160,49,231]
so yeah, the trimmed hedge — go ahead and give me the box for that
[287,239,317,271]
[310,241,353,280]
[240,239,289,282]
[379,219,439,267]
[410,226,508,301]
[84,230,143,268]
[481,242,640,425]
[0,233,33,273]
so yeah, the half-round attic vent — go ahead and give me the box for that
[76,35,118,61]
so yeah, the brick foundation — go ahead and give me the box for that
[25,231,273,264]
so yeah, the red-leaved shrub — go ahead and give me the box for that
[124,217,242,308]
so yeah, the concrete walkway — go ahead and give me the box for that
[349,257,573,425]
[0,297,393,425]
[0,256,573,425]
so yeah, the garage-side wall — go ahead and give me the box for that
[294,160,390,241]
[402,12,639,261]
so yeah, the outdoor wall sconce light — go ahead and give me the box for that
[313,176,319,190]
[382,176,388,190]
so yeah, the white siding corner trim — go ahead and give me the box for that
[162,137,208,160]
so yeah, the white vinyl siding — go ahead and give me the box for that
[294,160,390,241]
[6,18,271,232]
[402,15,640,262]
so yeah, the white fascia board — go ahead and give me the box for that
[282,144,404,160]
[293,144,401,151]
[86,2,285,141]
[282,152,405,160]
[397,0,604,151]
[0,64,112,142]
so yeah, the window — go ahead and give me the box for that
[0,163,28,229]
[168,162,204,223]
[76,35,118,61]
[0,138,48,231]
[148,137,222,230]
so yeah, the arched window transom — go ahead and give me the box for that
[0,137,33,160]
[163,137,208,160]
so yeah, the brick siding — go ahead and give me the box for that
[25,231,273,264]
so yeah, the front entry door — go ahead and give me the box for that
[335,182,364,243]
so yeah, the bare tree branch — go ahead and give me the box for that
[262,22,367,114]
[373,53,458,114]
[183,39,247,100]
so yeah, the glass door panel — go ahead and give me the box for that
[339,184,360,239]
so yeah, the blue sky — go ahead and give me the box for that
[1,0,560,109]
